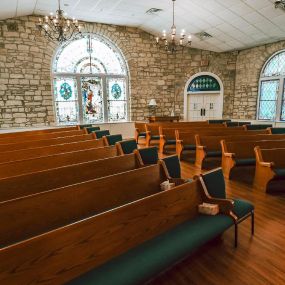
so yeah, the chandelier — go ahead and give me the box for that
[37,0,82,43]
[275,1,285,10]
[155,0,191,53]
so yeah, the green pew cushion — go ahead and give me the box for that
[120,140,138,154]
[68,214,233,285]
[235,158,256,166]
[79,124,93,129]
[85,126,101,133]
[246,124,272,130]
[206,151,222,157]
[274,168,285,177]
[232,199,254,219]
[139,132,147,137]
[208,119,231,124]
[165,139,176,145]
[138,147,159,165]
[106,134,123,146]
[162,155,181,178]
[151,135,160,140]
[184,144,196,150]
[94,130,110,138]
[270,128,285,134]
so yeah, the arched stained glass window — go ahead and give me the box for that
[258,50,285,121]
[187,75,220,92]
[53,34,129,125]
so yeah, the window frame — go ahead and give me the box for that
[257,50,285,122]
[52,34,130,125]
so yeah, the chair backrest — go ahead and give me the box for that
[85,126,101,134]
[137,147,158,165]
[93,130,110,138]
[161,155,181,178]
[245,124,272,130]
[79,124,93,129]
[200,168,226,199]
[270,127,285,134]
[104,134,123,146]
[117,139,137,154]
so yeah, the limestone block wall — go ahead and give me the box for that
[233,40,285,119]
[0,15,237,127]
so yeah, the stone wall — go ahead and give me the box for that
[0,15,237,127]
[233,40,285,119]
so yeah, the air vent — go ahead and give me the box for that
[146,8,163,15]
[195,32,213,40]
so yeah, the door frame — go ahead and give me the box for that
[183,72,224,121]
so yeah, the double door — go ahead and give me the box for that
[187,93,222,121]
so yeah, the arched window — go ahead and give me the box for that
[53,34,129,125]
[187,75,221,92]
[258,50,285,121]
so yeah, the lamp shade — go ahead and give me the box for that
[148,99,157,107]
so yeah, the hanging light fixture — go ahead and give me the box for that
[155,0,191,53]
[37,0,82,43]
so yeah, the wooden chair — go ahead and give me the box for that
[254,147,285,192]
[103,134,123,146]
[116,139,137,155]
[134,147,159,165]
[134,122,147,143]
[199,168,254,247]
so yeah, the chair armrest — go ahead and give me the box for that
[204,197,235,215]
[169,178,188,186]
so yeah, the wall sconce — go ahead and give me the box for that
[148,99,157,115]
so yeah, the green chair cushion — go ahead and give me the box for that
[270,128,285,134]
[85,126,101,134]
[120,140,138,154]
[94,130,110,138]
[68,214,233,285]
[232,199,254,219]
[165,139,176,145]
[151,135,160,140]
[184,144,196,150]
[208,119,231,124]
[246,124,272,130]
[138,147,159,165]
[235,158,256,166]
[274,168,285,177]
[206,151,222,157]
[139,132,147,137]
[79,124,93,129]
[106,134,123,146]
[162,155,181,178]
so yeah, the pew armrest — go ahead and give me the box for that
[259,161,275,168]
[224,152,235,158]
[197,145,206,150]
[169,178,188,186]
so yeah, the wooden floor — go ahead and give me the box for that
[148,159,285,285]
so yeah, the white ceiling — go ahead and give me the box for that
[1,0,285,52]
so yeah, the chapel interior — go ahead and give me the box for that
[0,0,285,284]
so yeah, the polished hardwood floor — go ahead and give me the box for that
[148,158,285,285]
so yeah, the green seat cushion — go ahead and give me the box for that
[138,147,159,165]
[274,168,285,177]
[79,124,93,129]
[246,124,272,130]
[68,214,233,285]
[232,199,254,219]
[120,140,138,154]
[106,134,123,146]
[94,130,110,138]
[165,139,176,145]
[151,135,160,140]
[271,128,285,134]
[235,158,256,166]
[139,132,147,137]
[162,155,181,178]
[184,144,196,150]
[85,126,101,134]
[208,119,231,124]
[206,151,222,157]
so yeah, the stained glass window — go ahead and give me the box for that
[53,33,129,125]
[187,75,220,92]
[259,50,285,121]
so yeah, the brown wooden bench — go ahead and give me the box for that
[0,153,143,202]
[254,147,285,192]
[0,133,95,152]
[0,164,171,247]
[0,139,106,164]
[195,134,285,169]
[0,146,118,179]
[221,140,285,179]
[0,180,234,285]
[0,129,86,145]
[0,126,78,139]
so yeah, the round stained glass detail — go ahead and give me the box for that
[60,82,73,100]
[111,83,122,99]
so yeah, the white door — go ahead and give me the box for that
[187,93,222,121]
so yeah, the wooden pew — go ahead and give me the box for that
[175,130,267,159]
[0,146,118,179]
[0,126,78,139]
[0,180,233,285]
[0,129,86,145]
[254,147,285,192]
[195,134,285,169]
[0,164,169,247]
[221,140,285,179]
[0,133,95,152]
[0,153,143,202]
[0,139,105,164]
